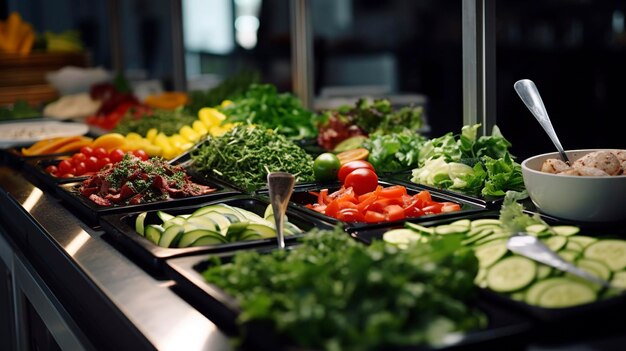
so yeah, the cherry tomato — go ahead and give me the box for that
[93,147,108,159]
[80,146,93,157]
[132,149,148,161]
[60,173,75,178]
[71,152,87,165]
[75,162,87,176]
[45,165,58,175]
[98,156,112,169]
[85,156,99,172]
[344,168,378,195]
[109,149,125,163]
[58,160,74,174]
[338,160,375,183]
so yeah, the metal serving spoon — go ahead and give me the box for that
[267,172,295,250]
[514,79,570,165]
[507,233,615,289]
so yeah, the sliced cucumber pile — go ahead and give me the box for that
[382,219,626,308]
[134,204,303,248]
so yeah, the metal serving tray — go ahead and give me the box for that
[99,195,333,271]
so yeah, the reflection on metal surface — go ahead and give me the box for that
[65,231,91,257]
[159,311,229,351]
[21,188,42,212]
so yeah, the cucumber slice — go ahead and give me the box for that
[196,211,230,234]
[191,235,228,247]
[487,256,537,293]
[263,204,273,220]
[461,228,495,246]
[467,227,493,237]
[434,224,468,235]
[611,271,626,289]
[584,240,626,271]
[239,230,263,241]
[525,224,549,235]
[542,236,568,252]
[383,229,421,248]
[525,277,572,305]
[510,291,527,302]
[558,250,579,263]
[536,280,596,308]
[471,219,502,228]
[474,241,508,268]
[192,204,246,221]
[156,210,174,222]
[163,216,186,229]
[144,224,164,245]
[404,222,435,235]
[576,258,612,282]
[246,223,276,238]
[185,216,218,231]
[158,224,185,248]
[474,268,488,285]
[537,265,553,279]
[449,219,471,230]
[568,236,597,249]
[135,212,147,236]
[473,233,510,246]
[179,229,225,247]
[552,225,580,237]
[565,240,584,253]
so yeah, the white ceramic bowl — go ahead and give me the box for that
[521,149,626,223]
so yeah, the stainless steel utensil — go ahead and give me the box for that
[507,232,614,289]
[267,172,295,249]
[514,79,570,164]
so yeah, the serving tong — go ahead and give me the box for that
[507,233,619,290]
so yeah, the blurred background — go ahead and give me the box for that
[2,0,626,159]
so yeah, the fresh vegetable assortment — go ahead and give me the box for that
[202,227,485,351]
[382,192,626,308]
[134,203,302,248]
[316,98,424,151]
[79,154,215,206]
[218,84,318,140]
[190,125,315,192]
[305,161,461,223]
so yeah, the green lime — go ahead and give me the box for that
[313,153,341,182]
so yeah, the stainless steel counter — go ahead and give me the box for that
[0,165,231,350]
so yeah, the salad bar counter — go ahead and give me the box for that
[2,155,626,350]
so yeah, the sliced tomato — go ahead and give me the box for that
[441,202,462,213]
[384,204,406,222]
[364,210,386,223]
[380,185,407,198]
[336,208,365,222]
[358,185,382,202]
[368,197,403,213]
[415,190,433,203]
[422,203,444,215]
[324,200,341,217]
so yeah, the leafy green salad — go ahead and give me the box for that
[202,226,486,351]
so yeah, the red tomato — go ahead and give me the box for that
[93,147,108,159]
[380,185,407,198]
[132,149,148,161]
[364,210,386,223]
[58,160,74,174]
[422,203,444,215]
[338,160,375,183]
[335,208,365,222]
[45,165,58,175]
[80,146,93,157]
[368,197,403,213]
[71,152,87,165]
[60,173,75,178]
[85,156,99,172]
[344,168,378,195]
[75,162,87,176]
[441,203,461,213]
[415,191,433,203]
[98,156,112,169]
[384,204,406,222]
[109,149,125,163]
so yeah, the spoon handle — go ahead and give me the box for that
[267,172,295,250]
[514,79,570,164]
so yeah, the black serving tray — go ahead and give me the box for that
[23,157,90,185]
[99,195,333,271]
[257,179,487,232]
[0,146,73,169]
[350,212,626,333]
[164,249,532,351]
[55,176,240,224]
[385,170,505,209]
